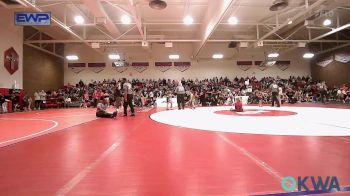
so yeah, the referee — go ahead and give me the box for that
[176,82,186,110]
[271,81,280,107]
[122,78,135,116]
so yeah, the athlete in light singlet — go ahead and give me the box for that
[166,91,173,110]
[188,90,196,109]
[256,90,263,107]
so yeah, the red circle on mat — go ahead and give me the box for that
[214,109,297,117]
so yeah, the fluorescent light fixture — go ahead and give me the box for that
[268,53,279,58]
[212,54,224,59]
[121,15,131,24]
[228,16,238,25]
[323,19,332,26]
[183,15,193,25]
[74,15,84,24]
[66,55,79,61]
[303,53,315,59]
[109,54,120,60]
[169,54,180,59]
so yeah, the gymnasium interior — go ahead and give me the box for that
[0,0,350,195]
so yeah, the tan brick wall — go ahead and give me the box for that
[311,46,350,86]
[23,45,64,97]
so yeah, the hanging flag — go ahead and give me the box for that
[68,63,86,74]
[88,63,106,73]
[132,62,149,73]
[276,61,290,71]
[237,61,252,71]
[174,62,191,72]
[254,61,268,71]
[155,62,172,72]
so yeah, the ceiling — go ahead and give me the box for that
[2,0,350,58]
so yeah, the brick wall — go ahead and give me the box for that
[23,45,64,97]
[311,46,350,86]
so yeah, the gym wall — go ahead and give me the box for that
[64,43,311,84]
[311,46,350,86]
[0,10,23,89]
[23,45,64,96]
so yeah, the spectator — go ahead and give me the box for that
[64,96,72,108]
[39,90,47,109]
[23,93,30,111]
[0,92,5,113]
[17,76,347,113]
[34,91,40,110]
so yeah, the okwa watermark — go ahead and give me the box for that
[281,176,340,192]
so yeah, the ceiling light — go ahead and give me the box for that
[213,54,224,59]
[228,16,238,25]
[288,20,293,25]
[323,19,332,26]
[74,15,84,24]
[66,55,79,61]
[109,54,120,60]
[303,53,315,59]
[183,15,193,25]
[121,15,131,24]
[268,53,279,58]
[169,54,179,59]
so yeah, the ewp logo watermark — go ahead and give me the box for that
[281,176,340,192]
[15,12,51,26]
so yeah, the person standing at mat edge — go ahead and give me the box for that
[122,78,135,116]
[271,81,280,107]
[176,82,186,110]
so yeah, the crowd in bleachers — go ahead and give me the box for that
[1,76,349,113]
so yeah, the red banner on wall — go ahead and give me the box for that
[276,61,290,71]
[68,63,86,74]
[237,61,252,71]
[132,62,149,73]
[68,63,86,67]
[174,62,191,72]
[254,61,269,71]
[155,62,172,72]
[4,47,19,75]
[88,63,105,73]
